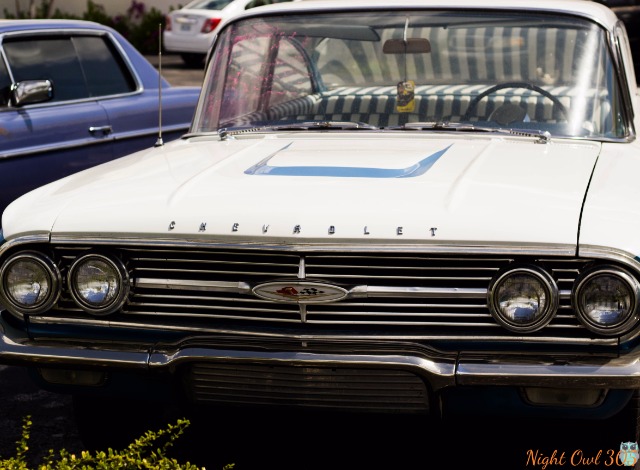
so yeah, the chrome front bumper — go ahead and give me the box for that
[2,320,640,391]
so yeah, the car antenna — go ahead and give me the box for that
[155,23,164,147]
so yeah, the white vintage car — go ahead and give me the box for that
[2,0,640,453]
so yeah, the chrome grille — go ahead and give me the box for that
[48,245,599,342]
[185,362,430,413]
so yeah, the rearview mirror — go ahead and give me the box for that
[383,38,431,54]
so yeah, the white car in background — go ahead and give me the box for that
[163,0,295,67]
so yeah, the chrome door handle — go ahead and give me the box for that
[88,125,112,135]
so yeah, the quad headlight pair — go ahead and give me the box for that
[0,251,129,316]
[1,251,639,336]
[488,265,640,335]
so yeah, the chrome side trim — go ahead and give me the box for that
[112,123,190,141]
[0,124,189,161]
[0,136,112,161]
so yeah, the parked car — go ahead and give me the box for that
[0,19,201,222]
[3,0,640,455]
[163,0,296,67]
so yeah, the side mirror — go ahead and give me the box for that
[10,79,53,107]
[383,38,431,54]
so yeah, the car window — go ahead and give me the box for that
[245,0,294,9]
[3,34,136,103]
[183,0,234,9]
[206,31,313,126]
[0,54,11,106]
[4,37,87,101]
[74,36,136,97]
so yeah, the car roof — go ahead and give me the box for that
[0,19,112,34]
[225,0,621,32]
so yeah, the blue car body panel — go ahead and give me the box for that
[0,19,200,222]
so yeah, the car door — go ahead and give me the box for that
[0,32,116,219]
[72,33,168,159]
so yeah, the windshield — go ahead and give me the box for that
[193,10,626,139]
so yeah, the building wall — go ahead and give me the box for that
[0,0,186,18]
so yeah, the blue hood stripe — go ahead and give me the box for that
[245,144,452,178]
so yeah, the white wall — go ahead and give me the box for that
[0,0,186,18]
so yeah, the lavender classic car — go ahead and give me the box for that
[0,19,201,221]
[2,0,640,461]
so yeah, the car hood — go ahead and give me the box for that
[2,134,601,247]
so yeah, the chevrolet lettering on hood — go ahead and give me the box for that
[2,0,640,458]
[168,220,439,237]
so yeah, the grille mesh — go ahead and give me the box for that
[185,362,430,413]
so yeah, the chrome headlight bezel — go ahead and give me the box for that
[67,252,129,316]
[572,265,640,336]
[487,265,559,333]
[0,251,61,315]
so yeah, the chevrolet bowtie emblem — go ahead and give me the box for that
[252,281,348,304]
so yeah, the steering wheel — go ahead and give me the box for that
[462,81,568,124]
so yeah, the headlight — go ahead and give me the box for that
[68,253,129,315]
[487,266,558,333]
[0,252,60,315]
[572,265,639,335]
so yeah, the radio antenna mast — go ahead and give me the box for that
[155,23,164,147]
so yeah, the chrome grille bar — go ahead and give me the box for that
[45,245,601,342]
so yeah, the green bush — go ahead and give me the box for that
[3,1,167,55]
[0,415,233,470]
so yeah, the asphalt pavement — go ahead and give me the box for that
[146,52,205,88]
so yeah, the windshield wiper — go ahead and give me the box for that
[386,121,551,143]
[218,121,378,140]
[274,121,379,131]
